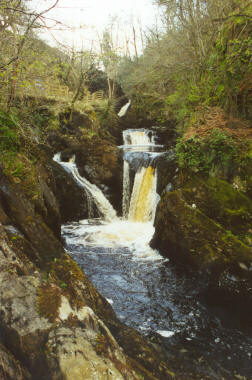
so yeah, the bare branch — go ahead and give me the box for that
[0,0,61,70]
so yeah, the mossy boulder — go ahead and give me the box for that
[181,176,252,243]
[152,190,252,267]
[152,183,252,310]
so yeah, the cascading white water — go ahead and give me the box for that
[123,129,150,145]
[61,130,252,374]
[53,153,117,222]
[55,129,163,259]
[128,166,158,223]
[118,99,131,117]
[122,160,130,218]
[122,129,160,223]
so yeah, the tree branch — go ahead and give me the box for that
[0,0,61,70]
[213,14,252,22]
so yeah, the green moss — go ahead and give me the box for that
[154,190,252,268]
[51,255,84,283]
[36,283,62,322]
[95,333,111,357]
[182,176,252,242]
[49,255,85,309]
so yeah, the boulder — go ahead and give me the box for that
[152,176,252,313]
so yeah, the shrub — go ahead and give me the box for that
[175,129,239,176]
[0,109,19,151]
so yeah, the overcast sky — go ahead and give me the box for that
[30,0,161,53]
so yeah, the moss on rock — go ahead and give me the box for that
[153,189,252,267]
[181,176,252,242]
[152,178,252,311]
[37,283,62,323]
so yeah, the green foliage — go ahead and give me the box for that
[118,1,251,137]
[4,154,24,179]
[175,129,239,176]
[95,98,118,136]
[0,109,19,151]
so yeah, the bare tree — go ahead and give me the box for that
[0,0,64,107]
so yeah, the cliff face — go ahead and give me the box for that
[0,154,175,380]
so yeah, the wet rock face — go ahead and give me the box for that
[49,135,122,214]
[152,175,252,311]
[47,110,123,215]
[0,344,29,380]
[75,139,122,213]
[46,311,136,380]
[0,169,63,265]
[156,150,177,195]
[49,161,93,223]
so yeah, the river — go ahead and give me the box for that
[57,129,252,379]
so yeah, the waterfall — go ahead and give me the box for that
[53,153,117,222]
[58,129,164,260]
[128,166,157,223]
[53,128,162,226]
[123,129,150,145]
[122,160,130,218]
[118,99,131,117]
[121,129,161,224]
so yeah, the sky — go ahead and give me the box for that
[30,0,161,53]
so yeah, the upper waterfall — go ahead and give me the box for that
[118,100,131,117]
[53,153,117,222]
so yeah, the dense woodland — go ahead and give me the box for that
[0,0,251,182]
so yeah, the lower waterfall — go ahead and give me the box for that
[122,160,130,218]
[53,153,117,222]
[128,166,158,223]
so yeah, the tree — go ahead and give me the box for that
[99,27,120,98]
[117,0,252,131]
[0,0,61,107]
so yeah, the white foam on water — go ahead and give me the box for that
[69,219,162,262]
[156,330,175,338]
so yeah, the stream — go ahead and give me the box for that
[57,129,252,379]
[62,219,252,379]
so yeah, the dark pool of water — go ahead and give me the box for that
[63,220,252,379]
